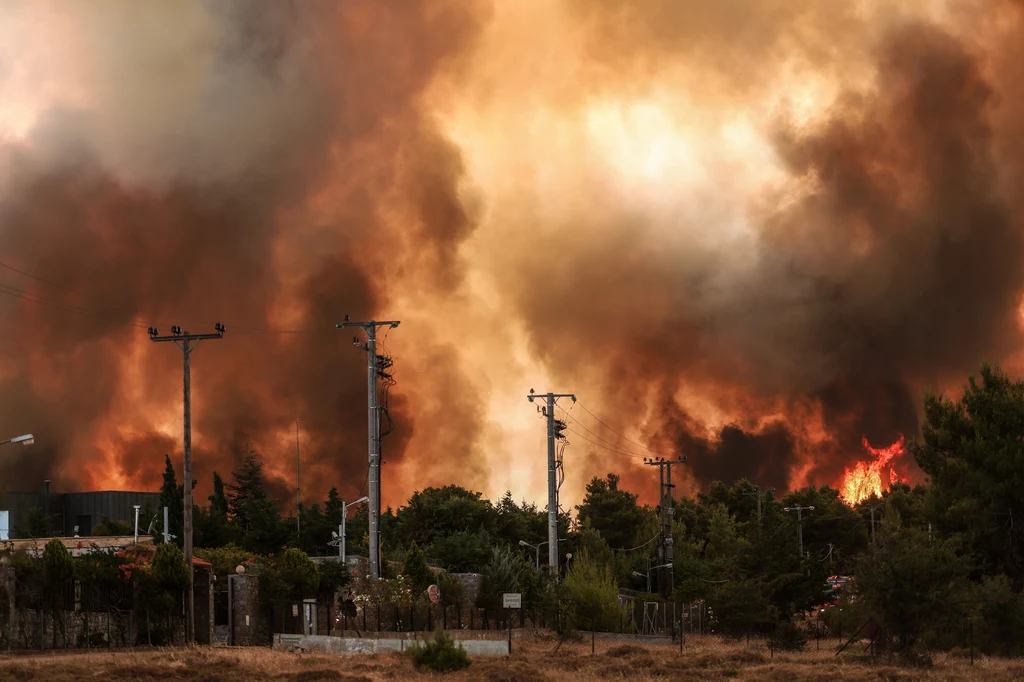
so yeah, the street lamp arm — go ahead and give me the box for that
[0,434,33,446]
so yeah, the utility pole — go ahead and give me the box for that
[864,502,883,546]
[783,504,814,558]
[337,316,399,579]
[644,456,685,596]
[295,416,301,537]
[744,486,775,523]
[527,389,575,576]
[148,322,225,645]
[162,506,172,544]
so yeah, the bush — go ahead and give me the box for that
[773,620,806,651]
[559,551,624,632]
[151,543,189,592]
[194,544,254,579]
[409,629,471,673]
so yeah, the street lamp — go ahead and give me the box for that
[519,540,541,570]
[330,496,368,564]
[0,434,33,446]
[632,561,673,594]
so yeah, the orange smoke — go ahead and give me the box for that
[839,435,907,505]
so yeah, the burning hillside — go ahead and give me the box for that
[1,1,1024,506]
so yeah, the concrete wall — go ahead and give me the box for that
[273,633,509,656]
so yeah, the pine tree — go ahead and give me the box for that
[403,541,435,596]
[228,448,286,553]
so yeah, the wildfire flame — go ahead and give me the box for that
[839,435,907,506]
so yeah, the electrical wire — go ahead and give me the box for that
[612,531,662,553]
[556,404,650,458]
[574,400,677,458]
[565,426,648,459]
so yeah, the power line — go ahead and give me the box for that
[556,405,651,457]
[574,400,676,458]
[565,426,648,459]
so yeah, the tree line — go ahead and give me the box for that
[45,363,1024,654]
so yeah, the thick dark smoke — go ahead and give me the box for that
[0,0,487,503]
[500,15,1024,494]
[3,1,1024,509]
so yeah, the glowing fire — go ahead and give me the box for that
[839,435,907,505]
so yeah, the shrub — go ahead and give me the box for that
[194,544,255,579]
[408,629,471,673]
[42,538,73,585]
[277,548,320,599]
[559,551,624,632]
[151,543,189,592]
[773,620,806,651]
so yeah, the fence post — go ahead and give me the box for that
[591,618,596,655]
[970,620,974,665]
[507,607,512,655]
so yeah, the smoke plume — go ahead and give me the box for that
[1,0,1023,507]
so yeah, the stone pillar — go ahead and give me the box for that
[230,573,262,646]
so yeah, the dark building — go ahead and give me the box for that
[0,486,160,540]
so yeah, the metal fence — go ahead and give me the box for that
[0,574,186,651]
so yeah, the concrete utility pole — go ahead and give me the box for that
[162,506,173,544]
[295,416,301,537]
[744,486,775,523]
[783,504,815,558]
[527,389,575,576]
[148,322,225,645]
[644,456,685,596]
[337,316,399,579]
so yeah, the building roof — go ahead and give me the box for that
[2,536,211,569]
[5,535,152,555]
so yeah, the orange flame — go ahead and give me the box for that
[839,435,906,505]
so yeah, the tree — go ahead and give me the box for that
[158,454,184,546]
[151,542,190,592]
[428,530,491,573]
[263,548,320,601]
[395,485,497,548]
[92,516,133,536]
[402,541,435,596]
[228,449,287,554]
[576,474,651,550]
[477,544,525,610]
[855,514,967,652]
[911,363,1024,587]
[17,505,50,538]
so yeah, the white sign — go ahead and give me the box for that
[0,510,8,541]
[502,592,522,609]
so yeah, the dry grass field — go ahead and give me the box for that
[1,637,1022,681]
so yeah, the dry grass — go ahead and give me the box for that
[1,637,1022,682]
